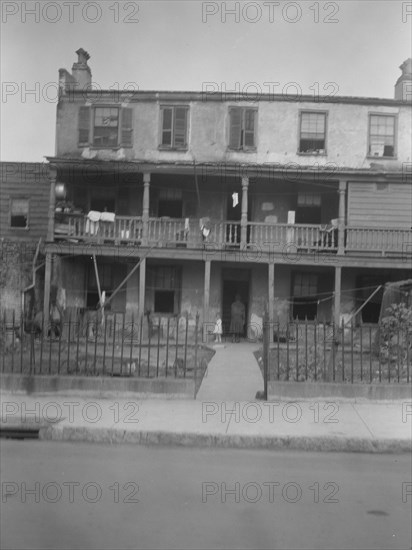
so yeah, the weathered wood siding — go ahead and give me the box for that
[0,162,50,240]
[347,182,412,228]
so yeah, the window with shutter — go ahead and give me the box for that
[228,107,256,150]
[93,107,119,147]
[78,105,134,149]
[78,106,90,145]
[160,106,189,149]
[121,108,133,147]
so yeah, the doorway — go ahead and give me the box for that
[221,279,249,337]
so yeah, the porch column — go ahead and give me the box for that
[139,257,146,319]
[47,165,57,241]
[334,266,342,330]
[337,180,347,254]
[142,172,150,245]
[240,176,249,247]
[268,262,275,343]
[203,260,211,342]
[43,253,53,329]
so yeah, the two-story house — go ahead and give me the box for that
[42,49,412,338]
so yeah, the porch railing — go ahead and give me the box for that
[55,215,143,244]
[54,215,410,256]
[248,222,338,252]
[210,221,241,247]
[346,227,411,255]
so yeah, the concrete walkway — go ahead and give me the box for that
[196,342,263,402]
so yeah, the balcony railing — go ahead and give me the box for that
[346,227,411,255]
[247,222,338,252]
[54,215,411,257]
[54,215,143,244]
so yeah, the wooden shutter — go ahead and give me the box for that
[161,107,173,146]
[78,106,90,145]
[121,107,133,147]
[243,109,256,148]
[229,108,242,149]
[174,107,188,147]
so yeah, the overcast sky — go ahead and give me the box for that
[1,0,411,162]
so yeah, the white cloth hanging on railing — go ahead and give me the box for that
[85,211,101,235]
[100,211,115,223]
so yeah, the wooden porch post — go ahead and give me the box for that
[338,180,347,254]
[334,266,342,330]
[240,176,249,247]
[139,257,146,318]
[203,260,211,342]
[43,253,52,329]
[268,262,275,343]
[142,172,150,245]
[47,165,57,241]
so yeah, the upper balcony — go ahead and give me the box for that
[53,213,411,259]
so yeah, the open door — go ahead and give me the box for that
[221,279,249,337]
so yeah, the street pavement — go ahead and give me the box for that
[0,342,411,453]
[1,440,411,550]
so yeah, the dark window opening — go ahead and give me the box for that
[292,273,318,320]
[158,200,183,218]
[361,302,381,324]
[10,198,29,228]
[154,290,175,314]
[292,298,318,321]
[90,198,116,212]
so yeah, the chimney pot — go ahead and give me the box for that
[394,58,412,101]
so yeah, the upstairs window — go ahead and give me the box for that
[78,106,133,148]
[228,107,257,150]
[160,106,189,149]
[368,114,396,157]
[93,107,119,147]
[299,112,327,154]
[10,198,29,228]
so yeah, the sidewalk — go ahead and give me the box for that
[0,343,411,453]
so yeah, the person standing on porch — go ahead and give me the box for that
[230,294,245,343]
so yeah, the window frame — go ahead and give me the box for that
[298,110,328,155]
[78,105,134,149]
[367,113,397,159]
[92,106,120,148]
[148,265,182,315]
[9,197,30,230]
[291,272,319,321]
[158,105,189,151]
[227,106,258,151]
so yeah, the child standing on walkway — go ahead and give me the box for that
[213,312,223,343]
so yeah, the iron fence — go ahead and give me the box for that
[0,310,207,380]
[262,316,411,385]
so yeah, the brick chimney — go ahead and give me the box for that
[394,58,412,101]
[71,48,92,90]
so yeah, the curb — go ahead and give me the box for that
[39,425,412,454]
